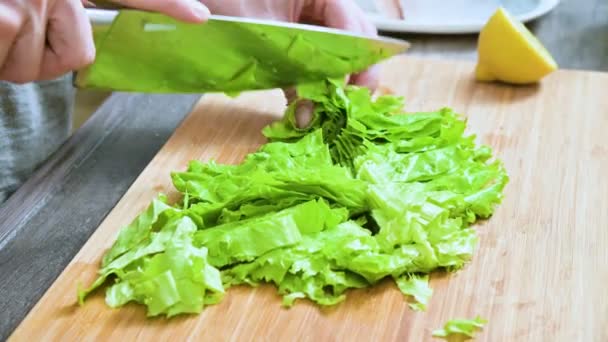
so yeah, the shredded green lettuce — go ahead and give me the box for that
[433,316,488,339]
[78,201,224,317]
[78,80,508,318]
[395,273,433,311]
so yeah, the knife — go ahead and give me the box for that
[75,9,409,93]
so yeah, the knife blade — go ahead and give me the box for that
[75,9,409,93]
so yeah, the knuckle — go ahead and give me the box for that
[79,47,96,67]
[0,12,24,38]
[64,46,96,70]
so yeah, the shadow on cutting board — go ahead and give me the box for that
[467,77,542,105]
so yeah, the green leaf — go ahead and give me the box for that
[101,197,175,267]
[433,316,488,339]
[172,130,368,224]
[395,273,433,311]
[80,216,224,317]
[194,202,321,268]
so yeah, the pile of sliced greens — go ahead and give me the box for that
[79,79,508,320]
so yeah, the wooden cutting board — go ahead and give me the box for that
[10,57,608,341]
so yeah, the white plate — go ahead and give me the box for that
[356,0,560,34]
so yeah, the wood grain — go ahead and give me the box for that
[10,57,608,341]
[0,93,201,340]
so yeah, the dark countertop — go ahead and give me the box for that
[0,0,606,339]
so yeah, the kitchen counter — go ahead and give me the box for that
[0,0,606,339]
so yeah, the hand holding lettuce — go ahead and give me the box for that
[79,79,507,335]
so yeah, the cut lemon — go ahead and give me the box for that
[476,7,558,84]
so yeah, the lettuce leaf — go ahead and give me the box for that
[395,274,433,311]
[433,316,488,339]
[263,80,467,169]
[223,220,377,306]
[79,80,508,318]
[194,199,347,267]
[172,130,368,224]
[80,214,224,317]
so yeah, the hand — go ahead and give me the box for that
[0,0,210,84]
[202,0,380,127]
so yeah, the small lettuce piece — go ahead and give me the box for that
[105,234,224,317]
[78,197,181,301]
[395,273,433,311]
[433,316,488,339]
[101,196,176,267]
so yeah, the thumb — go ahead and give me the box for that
[282,74,350,129]
[283,87,314,129]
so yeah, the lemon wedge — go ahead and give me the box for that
[476,7,558,84]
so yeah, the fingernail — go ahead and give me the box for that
[192,1,211,21]
[295,100,314,129]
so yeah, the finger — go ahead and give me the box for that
[112,0,210,23]
[0,3,24,78]
[81,0,96,7]
[295,100,314,129]
[319,0,380,89]
[0,3,46,83]
[282,87,314,129]
[40,0,96,81]
[320,0,365,32]
[356,8,378,37]
[346,3,380,89]
[350,64,380,89]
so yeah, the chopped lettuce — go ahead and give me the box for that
[395,274,433,311]
[194,199,347,267]
[172,131,368,223]
[79,80,508,318]
[433,316,488,339]
[79,209,224,317]
[263,79,467,169]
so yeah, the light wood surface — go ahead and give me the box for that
[10,57,608,341]
[397,0,608,72]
